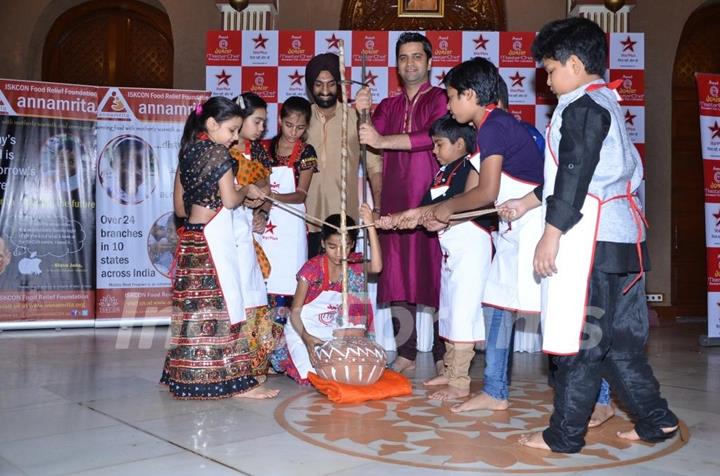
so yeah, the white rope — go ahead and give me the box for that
[338,40,350,326]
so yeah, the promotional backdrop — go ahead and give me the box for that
[95,87,210,323]
[205,30,645,157]
[205,30,646,351]
[0,79,207,327]
[0,79,97,323]
[696,72,720,339]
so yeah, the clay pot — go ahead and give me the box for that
[314,331,387,385]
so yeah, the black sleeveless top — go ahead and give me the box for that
[178,140,238,216]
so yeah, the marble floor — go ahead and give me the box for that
[0,321,718,475]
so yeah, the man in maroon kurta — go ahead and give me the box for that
[356,32,446,371]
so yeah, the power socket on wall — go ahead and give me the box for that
[646,293,664,303]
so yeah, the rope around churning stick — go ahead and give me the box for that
[257,192,499,231]
[448,208,499,221]
[257,192,337,229]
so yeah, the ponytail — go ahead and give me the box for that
[178,96,243,160]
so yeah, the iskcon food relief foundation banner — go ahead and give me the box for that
[95,87,209,322]
[0,79,97,323]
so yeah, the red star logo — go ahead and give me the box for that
[624,109,636,126]
[265,220,277,235]
[253,33,269,49]
[326,33,341,50]
[710,121,720,139]
[620,36,637,52]
[365,70,379,87]
[215,69,232,87]
[435,71,446,83]
[288,70,304,86]
[509,71,525,87]
[713,209,720,227]
[474,34,489,50]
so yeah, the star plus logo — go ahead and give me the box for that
[435,71,446,83]
[620,36,637,52]
[365,70,378,87]
[265,220,277,235]
[624,109,636,126]
[473,34,489,50]
[713,209,720,228]
[253,33,269,50]
[215,69,231,87]
[710,121,720,139]
[509,71,525,87]
[326,33,342,50]
[288,70,304,86]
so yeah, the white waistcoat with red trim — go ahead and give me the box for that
[546,79,645,243]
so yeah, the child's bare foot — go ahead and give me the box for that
[391,356,416,373]
[518,431,551,450]
[423,375,450,386]
[450,392,509,413]
[588,403,615,428]
[616,425,678,441]
[429,386,469,401]
[234,385,279,399]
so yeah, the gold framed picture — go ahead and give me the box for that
[398,0,444,18]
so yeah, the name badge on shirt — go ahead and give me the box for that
[468,152,481,172]
[430,185,449,200]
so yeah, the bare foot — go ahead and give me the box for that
[519,431,551,450]
[423,375,450,386]
[588,403,615,428]
[429,386,469,401]
[450,392,509,413]
[616,425,678,441]
[391,356,416,373]
[234,385,279,399]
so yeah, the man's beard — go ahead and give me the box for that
[314,93,337,109]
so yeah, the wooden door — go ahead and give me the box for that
[42,0,173,88]
[671,4,720,314]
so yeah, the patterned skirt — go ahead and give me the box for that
[160,223,282,399]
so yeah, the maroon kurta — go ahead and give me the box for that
[373,82,447,307]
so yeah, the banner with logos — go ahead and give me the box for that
[205,30,645,348]
[0,79,97,323]
[95,87,209,322]
[696,72,720,339]
[206,30,645,156]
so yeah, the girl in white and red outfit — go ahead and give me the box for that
[282,206,382,384]
[264,96,318,322]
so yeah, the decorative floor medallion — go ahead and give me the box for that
[275,381,689,472]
